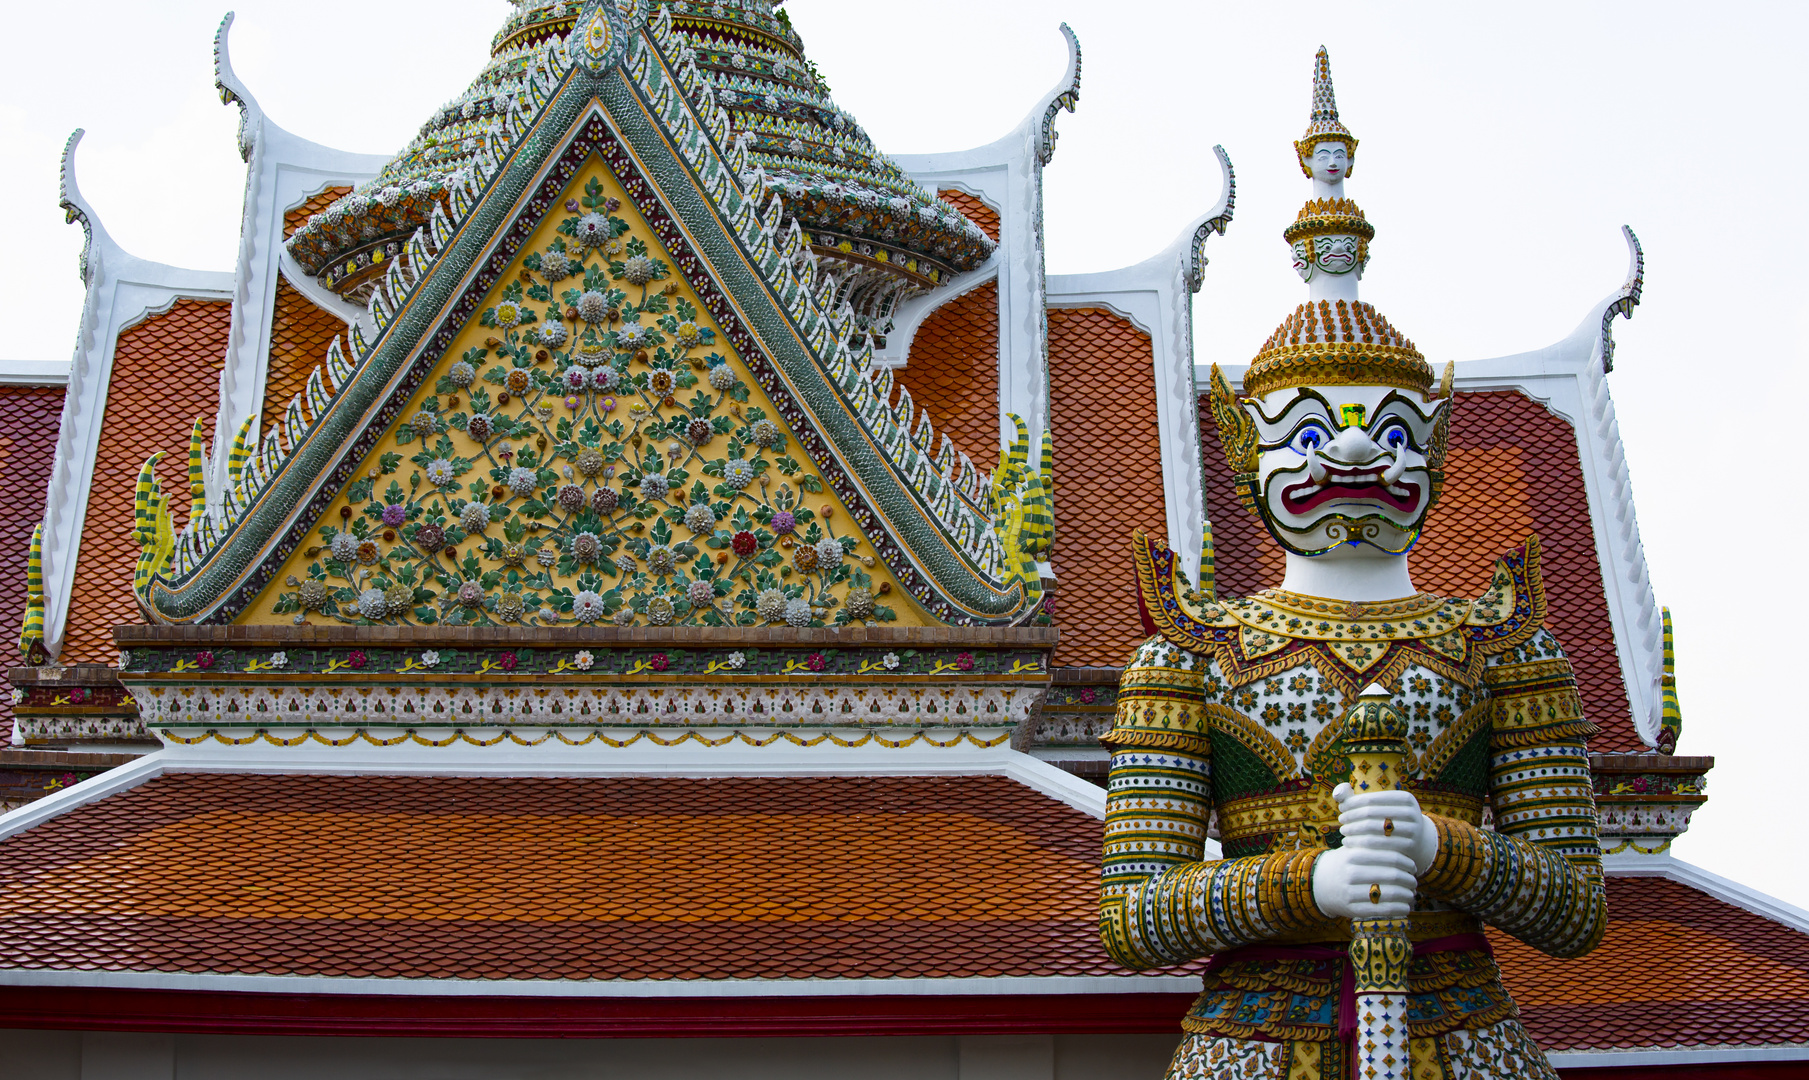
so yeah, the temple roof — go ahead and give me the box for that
[0,771,1114,982]
[286,0,994,305]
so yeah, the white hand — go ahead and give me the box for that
[1310,783,1435,920]
[1334,783,1438,875]
[1312,841,1417,919]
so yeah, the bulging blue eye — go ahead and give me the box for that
[1379,424,1409,451]
[1291,423,1330,454]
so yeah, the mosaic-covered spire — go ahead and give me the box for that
[1293,46,1358,179]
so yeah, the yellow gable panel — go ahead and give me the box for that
[249,159,929,629]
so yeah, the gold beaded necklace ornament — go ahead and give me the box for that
[1340,685,1416,1080]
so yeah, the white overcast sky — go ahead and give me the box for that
[1,1,1803,906]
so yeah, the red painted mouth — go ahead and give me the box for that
[1280,465,1421,515]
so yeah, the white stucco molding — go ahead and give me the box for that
[0,737,1111,845]
[207,11,387,513]
[0,968,1201,998]
[1205,229,1660,745]
[38,132,235,660]
[1049,148,1235,584]
[0,360,70,386]
[1548,1045,1809,1069]
[892,24,1082,453]
[1605,853,1809,936]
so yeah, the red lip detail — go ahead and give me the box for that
[1280,466,1421,515]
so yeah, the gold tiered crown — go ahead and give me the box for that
[1295,46,1358,178]
[1243,299,1431,400]
[1282,198,1374,244]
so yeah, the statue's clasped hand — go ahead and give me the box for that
[1310,783,1438,920]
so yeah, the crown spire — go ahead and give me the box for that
[1295,46,1358,179]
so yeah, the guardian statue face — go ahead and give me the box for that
[1245,383,1447,556]
[1307,140,1350,185]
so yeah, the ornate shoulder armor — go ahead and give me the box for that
[1464,536,1547,658]
[1130,531,1239,654]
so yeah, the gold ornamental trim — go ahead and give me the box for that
[1244,341,1433,400]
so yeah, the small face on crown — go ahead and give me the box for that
[1289,234,1365,282]
[1244,383,1448,556]
[1308,140,1351,185]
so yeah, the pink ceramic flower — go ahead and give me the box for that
[955,652,975,672]
[649,653,670,672]
[346,650,368,670]
[499,651,519,672]
[196,651,216,670]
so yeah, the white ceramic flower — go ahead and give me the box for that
[421,650,442,667]
[883,652,900,670]
[9,689,23,706]
[270,651,288,669]
[117,650,132,670]
[575,650,595,671]
[724,651,746,670]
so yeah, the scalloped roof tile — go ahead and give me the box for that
[63,300,227,664]
[1051,309,1164,668]
[0,386,66,739]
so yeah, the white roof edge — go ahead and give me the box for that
[1608,854,1809,935]
[0,969,1200,998]
[0,360,71,386]
[1549,1045,1809,1068]
[1045,148,1234,586]
[38,130,236,660]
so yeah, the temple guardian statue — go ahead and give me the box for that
[1101,49,1604,1080]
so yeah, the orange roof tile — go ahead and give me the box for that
[259,278,342,442]
[0,773,1113,981]
[1049,308,1165,668]
[283,186,352,240]
[62,300,228,664]
[938,189,1000,242]
[1199,389,1640,751]
[893,281,1000,464]
[0,386,66,741]
[1497,875,1809,1051]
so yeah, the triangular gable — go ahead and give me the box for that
[137,4,1044,628]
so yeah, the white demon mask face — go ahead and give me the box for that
[1289,235,1365,282]
[1245,383,1448,556]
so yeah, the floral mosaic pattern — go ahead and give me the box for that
[271,172,900,630]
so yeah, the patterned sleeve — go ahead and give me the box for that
[1418,628,1607,958]
[1099,636,1325,969]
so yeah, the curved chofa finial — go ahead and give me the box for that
[214,12,265,163]
[1186,146,1237,293]
[58,130,101,285]
[1295,45,1357,178]
[1036,23,1082,165]
[1600,226,1643,373]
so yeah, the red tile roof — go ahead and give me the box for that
[0,774,1803,1057]
[260,278,342,442]
[1199,389,1641,751]
[63,300,228,664]
[893,282,1001,467]
[0,387,66,741]
[1050,308,1165,668]
[1498,875,1809,1051]
[0,773,1111,981]
[284,186,352,240]
[937,189,1000,242]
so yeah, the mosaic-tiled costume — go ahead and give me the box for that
[1100,49,1605,1080]
[1103,537,1603,1078]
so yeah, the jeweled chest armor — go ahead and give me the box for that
[1203,647,1488,861]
